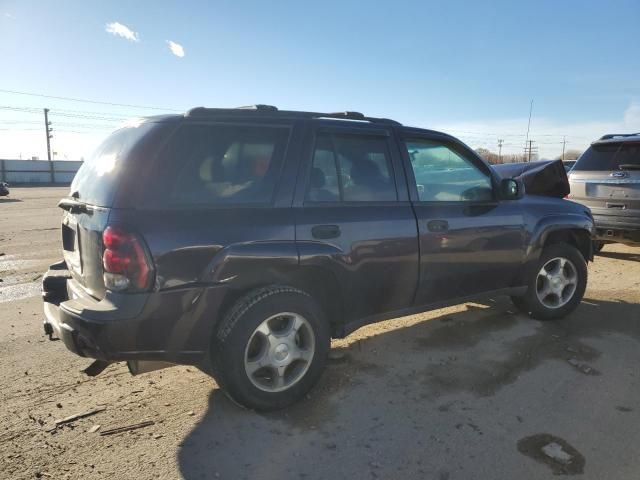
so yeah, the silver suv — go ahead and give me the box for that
[569,133,640,250]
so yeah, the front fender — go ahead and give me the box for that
[528,213,594,257]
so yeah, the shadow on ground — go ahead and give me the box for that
[178,296,640,479]
[598,250,640,263]
[0,198,22,203]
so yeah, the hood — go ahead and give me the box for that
[493,160,569,198]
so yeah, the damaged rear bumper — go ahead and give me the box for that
[42,261,229,369]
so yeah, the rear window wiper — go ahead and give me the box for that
[58,197,91,213]
[618,164,640,171]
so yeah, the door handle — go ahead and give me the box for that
[312,224,341,239]
[427,219,449,232]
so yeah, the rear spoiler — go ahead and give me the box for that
[493,160,570,198]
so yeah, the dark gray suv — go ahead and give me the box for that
[42,105,594,410]
[568,133,640,250]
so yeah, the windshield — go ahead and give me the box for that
[573,142,640,171]
[70,123,155,206]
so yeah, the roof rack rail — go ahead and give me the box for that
[184,105,402,126]
[599,132,640,140]
[236,104,279,111]
[185,105,278,117]
[313,111,401,126]
[323,111,366,120]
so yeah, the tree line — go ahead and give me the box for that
[474,148,583,165]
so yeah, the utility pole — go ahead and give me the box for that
[44,108,54,182]
[561,136,566,161]
[497,139,504,163]
[524,140,538,162]
[524,99,533,155]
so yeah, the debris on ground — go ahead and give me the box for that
[542,442,572,464]
[54,407,106,426]
[566,358,598,375]
[517,433,585,475]
[99,420,155,436]
[88,425,101,433]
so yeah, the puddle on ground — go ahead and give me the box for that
[517,433,585,475]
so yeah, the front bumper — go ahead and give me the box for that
[42,261,229,365]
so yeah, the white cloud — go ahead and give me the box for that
[431,100,640,159]
[3,12,16,19]
[105,22,140,42]
[166,40,185,58]
[623,101,640,126]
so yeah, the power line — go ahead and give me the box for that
[0,89,183,112]
[0,104,136,119]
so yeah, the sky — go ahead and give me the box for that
[0,0,639,160]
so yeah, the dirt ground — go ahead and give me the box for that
[1,187,639,480]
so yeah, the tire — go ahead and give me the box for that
[511,243,587,321]
[210,286,330,411]
[593,241,605,254]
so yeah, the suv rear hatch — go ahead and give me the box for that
[569,140,640,230]
[59,120,168,300]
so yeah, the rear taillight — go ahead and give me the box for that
[102,226,153,291]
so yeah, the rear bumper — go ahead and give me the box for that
[592,214,640,244]
[42,261,229,366]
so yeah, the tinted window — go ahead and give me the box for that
[71,123,155,207]
[306,135,340,202]
[164,124,289,205]
[573,143,640,171]
[405,139,493,202]
[306,133,397,202]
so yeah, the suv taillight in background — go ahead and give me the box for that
[102,226,154,291]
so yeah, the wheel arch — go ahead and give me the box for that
[528,215,594,263]
[542,228,593,262]
[515,216,593,288]
[222,269,344,334]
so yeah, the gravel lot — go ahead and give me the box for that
[2,187,640,479]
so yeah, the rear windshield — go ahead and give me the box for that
[70,122,155,207]
[157,123,290,206]
[573,142,640,171]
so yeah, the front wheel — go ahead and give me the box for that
[210,286,330,411]
[511,243,587,321]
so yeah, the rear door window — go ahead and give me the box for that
[574,143,640,171]
[306,132,397,202]
[162,124,289,206]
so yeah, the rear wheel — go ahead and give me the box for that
[511,243,587,320]
[211,286,330,411]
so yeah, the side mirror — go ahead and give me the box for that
[500,178,523,200]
